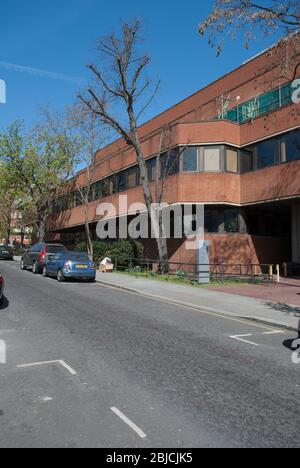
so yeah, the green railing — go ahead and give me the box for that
[217,80,295,124]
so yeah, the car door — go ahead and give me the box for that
[47,254,62,276]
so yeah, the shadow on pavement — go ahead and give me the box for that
[265,302,300,318]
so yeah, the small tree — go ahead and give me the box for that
[0,121,76,242]
[79,20,181,273]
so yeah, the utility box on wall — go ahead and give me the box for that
[198,240,210,284]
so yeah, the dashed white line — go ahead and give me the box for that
[263,330,285,335]
[229,334,259,346]
[111,407,147,439]
[17,360,77,376]
[0,339,6,363]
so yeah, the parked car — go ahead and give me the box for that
[0,245,14,261]
[0,272,4,305]
[43,251,96,283]
[20,242,67,274]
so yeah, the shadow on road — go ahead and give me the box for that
[265,302,300,318]
[0,297,9,311]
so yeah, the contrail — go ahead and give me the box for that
[0,60,87,86]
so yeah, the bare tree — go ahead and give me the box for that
[68,103,106,260]
[199,0,300,56]
[79,20,176,273]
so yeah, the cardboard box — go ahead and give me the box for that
[99,264,114,273]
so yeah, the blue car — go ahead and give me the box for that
[43,252,96,283]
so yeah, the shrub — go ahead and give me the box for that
[75,239,144,267]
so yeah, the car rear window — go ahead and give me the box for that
[65,253,89,261]
[46,245,67,253]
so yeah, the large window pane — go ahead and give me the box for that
[148,158,157,182]
[127,166,137,189]
[240,149,253,173]
[205,209,219,233]
[183,147,198,172]
[117,171,127,192]
[204,148,221,172]
[226,148,238,173]
[224,210,239,233]
[257,139,277,169]
[283,130,300,162]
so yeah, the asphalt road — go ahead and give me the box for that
[0,259,299,448]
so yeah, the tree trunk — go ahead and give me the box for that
[85,220,94,261]
[37,213,46,243]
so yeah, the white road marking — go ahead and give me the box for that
[17,360,77,376]
[230,334,259,346]
[0,339,6,363]
[111,407,147,439]
[263,330,285,335]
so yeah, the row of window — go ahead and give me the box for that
[182,129,300,173]
[52,129,300,213]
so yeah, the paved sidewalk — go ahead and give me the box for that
[96,272,300,332]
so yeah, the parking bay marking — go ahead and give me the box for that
[17,360,77,376]
[111,407,147,439]
[230,334,260,346]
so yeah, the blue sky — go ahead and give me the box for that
[0,0,281,131]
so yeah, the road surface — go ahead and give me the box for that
[0,260,299,448]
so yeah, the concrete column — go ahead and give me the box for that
[292,201,300,263]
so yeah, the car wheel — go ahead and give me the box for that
[20,259,27,271]
[42,266,48,278]
[57,269,65,283]
[32,261,39,274]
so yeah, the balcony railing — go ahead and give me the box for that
[217,79,296,124]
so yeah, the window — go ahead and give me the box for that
[224,210,239,233]
[204,148,221,172]
[127,166,137,189]
[226,148,238,173]
[183,147,198,172]
[240,149,253,173]
[205,209,219,233]
[160,150,179,178]
[282,130,300,162]
[257,139,278,169]
[148,158,157,182]
[117,171,127,192]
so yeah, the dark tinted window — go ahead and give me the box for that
[224,210,239,233]
[257,139,278,169]
[205,210,219,233]
[283,130,300,162]
[46,245,66,253]
[240,150,253,173]
[183,147,198,172]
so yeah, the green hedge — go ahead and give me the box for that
[75,239,144,267]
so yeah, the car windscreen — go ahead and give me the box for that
[46,245,67,253]
[0,246,12,251]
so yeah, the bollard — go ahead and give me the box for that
[276,265,280,283]
[282,263,288,278]
[269,265,273,281]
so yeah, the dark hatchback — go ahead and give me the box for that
[0,245,14,261]
[21,242,67,274]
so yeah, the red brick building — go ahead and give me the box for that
[47,36,300,269]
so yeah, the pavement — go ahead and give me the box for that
[95,272,300,333]
[0,259,300,448]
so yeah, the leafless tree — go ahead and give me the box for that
[79,20,178,273]
[199,0,300,56]
[68,103,106,260]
